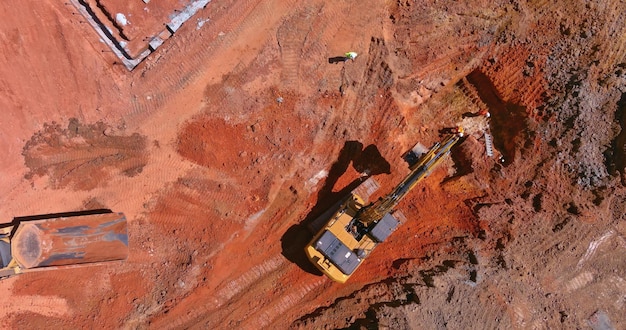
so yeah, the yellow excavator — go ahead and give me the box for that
[305,130,464,283]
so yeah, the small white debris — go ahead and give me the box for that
[196,18,209,30]
[116,13,128,26]
[307,170,328,188]
[345,51,358,60]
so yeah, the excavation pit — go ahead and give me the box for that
[465,69,528,166]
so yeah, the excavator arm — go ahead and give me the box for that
[357,133,462,225]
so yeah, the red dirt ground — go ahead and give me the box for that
[1,0,626,329]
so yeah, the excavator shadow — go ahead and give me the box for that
[328,56,349,64]
[441,137,473,183]
[280,141,390,276]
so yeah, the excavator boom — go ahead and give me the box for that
[358,133,461,224]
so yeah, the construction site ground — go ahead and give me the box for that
[1,0,626,328]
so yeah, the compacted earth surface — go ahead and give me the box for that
[1,0,626,328]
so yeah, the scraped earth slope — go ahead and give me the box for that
[0,0,625,329]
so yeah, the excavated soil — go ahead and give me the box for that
[1,0,626,329]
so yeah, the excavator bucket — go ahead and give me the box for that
[307,178,381,234]
[403,142,429,169]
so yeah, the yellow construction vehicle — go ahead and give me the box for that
[0,212,128,279]
[305,130,464,283]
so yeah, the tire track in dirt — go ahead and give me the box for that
[151,0,307,238]
[546,229,626,299]
[127,0,271,119]
[408,46,481,81]
[475,281,511,330]
[0,277,72,321]
[480,46,529,103]
[366,91,406,146]
[0,295,71,320]
[562,271,595,293]
[215,256,285,303]
[173,190,308,328]
[300,2,348,60]
[204,260,326,328]
[390,1,503,86]
[149,172,260,229]
[292,1,388,165]
[509,296,535,329]
[522,221,602,298]
[143,4,356,326]
[489,44,549,114]
[131,0,295,120]
[347,37,393,132]
[140,3,314,327]
[304,2,353,94]
[243,277,326,328]
[527,218,594,270]
[149,178,318,329]
[303,52,377,163]
[134,171,265,327]
[134,0,299,126]
[154,256,287,329]
[277,6,315,92]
